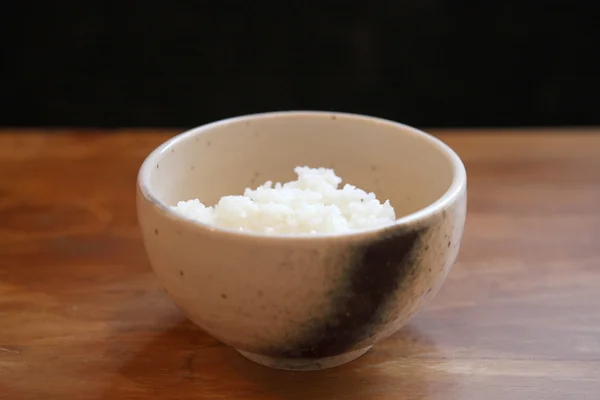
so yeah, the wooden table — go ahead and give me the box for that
[1,129,599,400]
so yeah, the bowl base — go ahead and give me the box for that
[235,346,373,371]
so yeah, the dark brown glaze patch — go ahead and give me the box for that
[277,227,426,359]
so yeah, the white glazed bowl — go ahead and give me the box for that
[137,111,467,371]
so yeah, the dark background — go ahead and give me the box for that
[2,1,599,128]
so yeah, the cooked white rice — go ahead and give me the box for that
[172,167,396,234]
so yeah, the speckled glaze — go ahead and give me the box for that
[137,111,467,371]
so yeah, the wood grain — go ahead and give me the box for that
[1,129,600,400]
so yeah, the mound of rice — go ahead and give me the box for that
[172,167,396,234]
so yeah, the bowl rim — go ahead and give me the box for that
[137,110,467,241]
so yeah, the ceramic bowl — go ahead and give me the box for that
[137,111,467,371]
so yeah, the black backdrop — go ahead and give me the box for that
[2,1,599,128]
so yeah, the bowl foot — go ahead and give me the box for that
[235,346,373,371]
